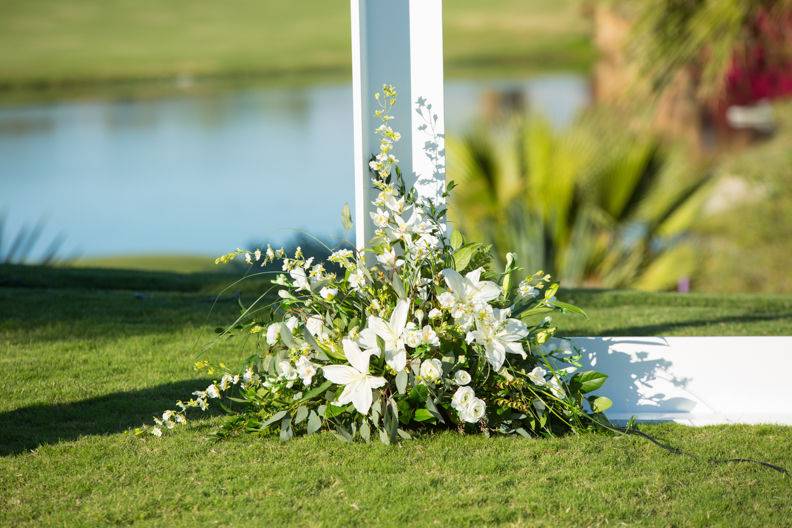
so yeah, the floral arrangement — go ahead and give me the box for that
[142,86,611,443]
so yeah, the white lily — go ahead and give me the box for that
[322,339,386,415]
[468,307,529,371]
[361,299,410,372]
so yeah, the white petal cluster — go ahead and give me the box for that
[451,386,486,423]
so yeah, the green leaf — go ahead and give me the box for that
[574,371,608,393]
[414,408,435,422]
[408,383,429,404]
[325,403,347,418]
[395,369,408,394]
[279,416,293,442]
[306,411,321,434]
[333,425,353,442]
[450,230,464,250]
[294,405,309,424]
[553,300,588,318]
[300,380,333,402]
[453,243,479,272]
[261,410,287,429]
[425,397,445,424]
[341,202,353,231]
[359,420,371,443]
[589,396,613,413]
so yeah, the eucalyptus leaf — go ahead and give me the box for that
[360,420,371,443]
[395,369,408,394]
[261,410,288,429]
[306,411,322,434]
[279,416,293,442]
[294,405,309,424]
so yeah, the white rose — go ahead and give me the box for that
[460,397,486,423]
[453,370,471,385]
[419,358,443,382]
[451,386,475,411]
[527,366,547,386]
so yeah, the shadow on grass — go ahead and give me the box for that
[0,379,215,456]
[589,313,792,336]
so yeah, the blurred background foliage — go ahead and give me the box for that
[0,0,789,293]
[448,115,712,290]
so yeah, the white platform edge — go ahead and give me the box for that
[570,336,792,426]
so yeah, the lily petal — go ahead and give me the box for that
[389,299,410,334]
[322,364,359,385]
[342,339,370,373]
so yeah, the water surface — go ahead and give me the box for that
[0,75,588,260]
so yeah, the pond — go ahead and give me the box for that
[0,74,588,261]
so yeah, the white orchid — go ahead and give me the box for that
[467,307,529,371]
[361,299,410,372]
[322,339,386,415]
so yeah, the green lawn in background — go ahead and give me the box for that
[1,264,791,526]
[0,0,592,95]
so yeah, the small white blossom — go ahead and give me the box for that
[548,377,566,399]
[376,248,404,271]
[428,308,443,320]
[370,208,390,228]
[150,427,163,437]
[527,366,547,386]
[295,356,317,386]
[277,360,298,381]
[348,268,366,290]
[319,287,337,301]
[206,384,221,399]
[266,323,280,345]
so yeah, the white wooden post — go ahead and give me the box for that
[351,0,446,248]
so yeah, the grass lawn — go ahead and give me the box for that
[1,264,791,526]
[0,0,592,95]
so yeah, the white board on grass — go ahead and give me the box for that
[571,336,792,425]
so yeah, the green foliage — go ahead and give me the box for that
[449,115,713,290]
